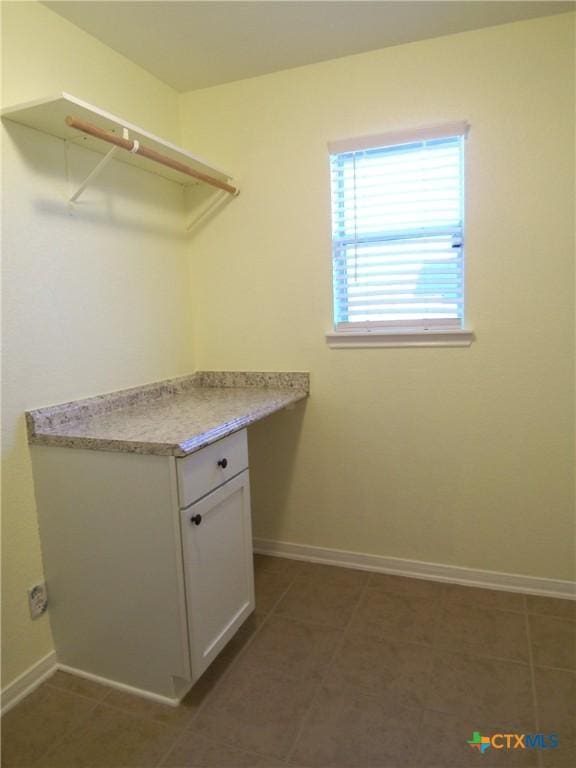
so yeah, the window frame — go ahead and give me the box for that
[326,122,474,349]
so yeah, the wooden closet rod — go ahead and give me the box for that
[65,115,239,196]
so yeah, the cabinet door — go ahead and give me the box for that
[180,469,254,679]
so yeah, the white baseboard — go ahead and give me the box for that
[253,538,576,599]
[1,655,183,715]
[3,541,572,716]
[1,651,58,715]
[56,664,181,707]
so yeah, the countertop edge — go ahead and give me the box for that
[175,390,308,456]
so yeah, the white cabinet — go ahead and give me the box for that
[176,429,254,679]
[30,429,255,705]
[180,470,254,677]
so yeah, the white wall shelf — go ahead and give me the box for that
[1,93,238,198]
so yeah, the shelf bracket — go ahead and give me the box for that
[186,190,229,232]
[69,128,129,203]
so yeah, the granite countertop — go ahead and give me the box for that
[26,371,309,457]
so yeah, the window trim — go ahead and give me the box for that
[327,121,470,154]
[325,328,475,349]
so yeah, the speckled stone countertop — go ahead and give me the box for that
[26,371,309,457]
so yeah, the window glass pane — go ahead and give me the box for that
[330,133,465,330]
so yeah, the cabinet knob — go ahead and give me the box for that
[217,458,228,469]
[190,514,202,526]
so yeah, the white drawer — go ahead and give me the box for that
[176,429,248,508]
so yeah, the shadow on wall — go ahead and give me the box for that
[3,121,189,243]
[248,402,307,541]
[32,198,189,244]
[185,184,236,237]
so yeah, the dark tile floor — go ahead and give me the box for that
[2,555,575,767]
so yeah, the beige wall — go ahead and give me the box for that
[180,14,575,581]
[1,2,193,686]
[0,1,180,143]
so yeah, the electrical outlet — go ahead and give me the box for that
[28,582,48,619]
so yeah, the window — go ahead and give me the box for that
[327,122,473,347]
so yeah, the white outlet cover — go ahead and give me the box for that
[28,583,48,619]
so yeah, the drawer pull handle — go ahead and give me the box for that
[190,514,202,526]
[217,458,228,469]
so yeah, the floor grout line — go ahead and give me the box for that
[30,692,101,767]
[283,570,372,765]
[183,623,265,728]
[530,661,576,674]
[154,730,187,768]
[92,698,192,728]
[151,562,310,762]
[412,582,448,764]
[156,731,273,768]
[182,561,301,730]
[154,724,199,768]
[524,593,544,768]
[43,679,111,706]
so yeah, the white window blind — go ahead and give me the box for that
[329,125,466,332]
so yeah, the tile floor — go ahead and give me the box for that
[2,555,575,767]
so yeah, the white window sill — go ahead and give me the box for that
[325,329,475,348]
